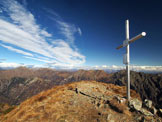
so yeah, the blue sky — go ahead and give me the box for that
[0,0,162,71]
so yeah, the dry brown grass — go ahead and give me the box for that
[0,103,15,115]
[109,98,125,113]
[106,83,141,100]
[1,81,145,122]
[108,97,132,117]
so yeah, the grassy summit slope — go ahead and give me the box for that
[1,81,161,122]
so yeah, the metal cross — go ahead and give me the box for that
[116,20,146,101]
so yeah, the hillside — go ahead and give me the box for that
[0,68,110,105]
[0,81,161,122]
[0,67,162,110]
[0,67,72,105]
[66,69,111,82]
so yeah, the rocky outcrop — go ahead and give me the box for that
[128,98,155,116]
[129,98,142,111]
[110,70,162,109]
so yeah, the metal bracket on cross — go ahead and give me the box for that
[116,20,146,101]
[116,32,146,50]
[123,40,129,47]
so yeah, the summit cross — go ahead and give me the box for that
[116,20,146,101]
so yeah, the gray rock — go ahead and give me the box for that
[150,107,157,115]
[143,99,157,115]
[114,96,126,104]
[144,99,152,109]
[107,114,115,122]
[129,98,142,111]
[141,108,153,116]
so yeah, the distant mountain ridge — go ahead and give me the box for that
[0,67,72,105]
[0,67,162,109]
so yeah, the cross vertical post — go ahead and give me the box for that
[116,20,146,102]
[126,20,130,101]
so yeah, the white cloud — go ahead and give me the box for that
[92,65,162,73]
[46,9,82,43]
[130,65,162,73]
[0,0,85,67]
[22,0,27,7]
[0,61,161,73]
[78,27,82,36]
[0,62,46,69]
[0,9,3,13]
[24,56,52,63]
[56,20,77,43]
[40,30,52,37]
[0,44,33,56]
[3,0,52,38]
[58,23,82,41]
[44,8,60,19]
[0,62,22,68]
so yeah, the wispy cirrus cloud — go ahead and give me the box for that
[56,20,80,43]
[45,8,82,44]
[0,44,33,57]
[0,0,85,67]
[77,27,82,36]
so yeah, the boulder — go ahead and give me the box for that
[143,99,157,115]
[143,99,152,109]
[129,98,142,111]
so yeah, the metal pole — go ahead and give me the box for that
[126,20,130,101]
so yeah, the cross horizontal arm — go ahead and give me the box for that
[116,45,123,49]
[116,32,146,50]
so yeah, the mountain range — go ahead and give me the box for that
[0,67,162,109]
